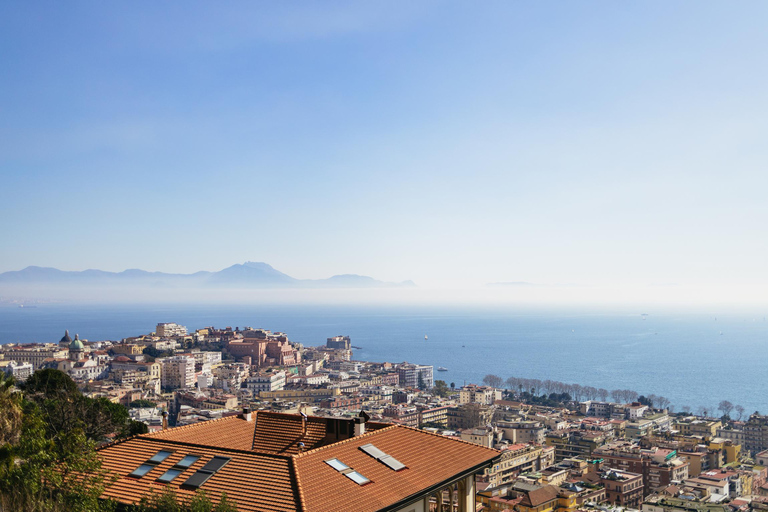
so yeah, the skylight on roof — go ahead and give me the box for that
[148,451,173,464]
[379,455,406,471]
[359,444,387,459]
[359,443,407,471]
[128,450,175,478]
[156,468,183,484]
[129,464,155,478]
[176,455,200,468]
[345,471,370,485]
[325,458,350,472]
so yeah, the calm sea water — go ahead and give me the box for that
[1,302,766,414]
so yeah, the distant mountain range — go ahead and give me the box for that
[0,262,416,289]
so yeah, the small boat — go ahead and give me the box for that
[438,366,448,372]
[424,335,428,340]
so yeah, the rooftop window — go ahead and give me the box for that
[128,450,175,478]
[325,458,350,472]
[324,458,371,486]
[359,443,407,471]
[155,454,201,484]
[180,456,231,490]
[345,471,371,485]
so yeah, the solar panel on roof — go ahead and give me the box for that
[344,471,370,485]
[180,470,215,489]
[200,456,230,473]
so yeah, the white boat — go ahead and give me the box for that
[424,335,428,340]
[438,367,448,371]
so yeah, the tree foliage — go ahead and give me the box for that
[0,381,117,511]
[432,380,450,398]
[131,487,237,512]
[482,374,503,389]
[0,373,23,448]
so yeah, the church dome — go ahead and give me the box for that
[69,334,85,351]
[60,329,72,344]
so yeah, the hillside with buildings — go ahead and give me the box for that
[3,321,768,511]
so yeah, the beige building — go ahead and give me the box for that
[160,356,196,389]
[156,322,187,337]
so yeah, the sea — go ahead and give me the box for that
[1,302,766,414]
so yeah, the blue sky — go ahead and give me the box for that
[2,1,768,298]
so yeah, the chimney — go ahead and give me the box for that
[300,411,308,436]
[243,406,252,422]
[162,410,168,431]
[354,410,370,436]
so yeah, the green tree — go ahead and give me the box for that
[22,370,144,443]
[432,380,450,397]
[0,373,22,448]
[0,396,117,512]
[133,487,237,512]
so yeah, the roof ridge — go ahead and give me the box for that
[125,435,295,459]
[291,424,400,458]
[288,454,307,512]
[140,414,241,439]
[398,424,503,454]
[95,432,145,451]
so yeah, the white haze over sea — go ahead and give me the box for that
[2,293,766,415]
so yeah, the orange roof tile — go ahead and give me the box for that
[293,426,499,512]
[98,437,299,511]
[147,415,257,451]
[97,412,500,512]
[250,412,327,454]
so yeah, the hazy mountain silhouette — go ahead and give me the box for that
[0,262,415,289]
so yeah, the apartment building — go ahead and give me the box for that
[396,363,433,389]
[246,371,286,394]
[156,322,187,337]
[160,356,196,389]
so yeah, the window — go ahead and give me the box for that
[148,451,173,464]
[176,455,200,468]
[345,471,371,485]
[155,454,201,484]
[128,450,174,478]
[129,464,155,477]
[325,458,350,472]
[157,468,183,483]
[358,443,407,471]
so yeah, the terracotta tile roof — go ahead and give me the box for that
[148,415,257,451]
[98,437,299,511]
[250,412,328,454]
[292,425,499,512]
[97,412,500,512]
[519,485,560,507]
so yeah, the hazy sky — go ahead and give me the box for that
[2,1,768,294]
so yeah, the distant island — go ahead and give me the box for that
[0,262,416,290]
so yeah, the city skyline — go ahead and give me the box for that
[2,2,768,304]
